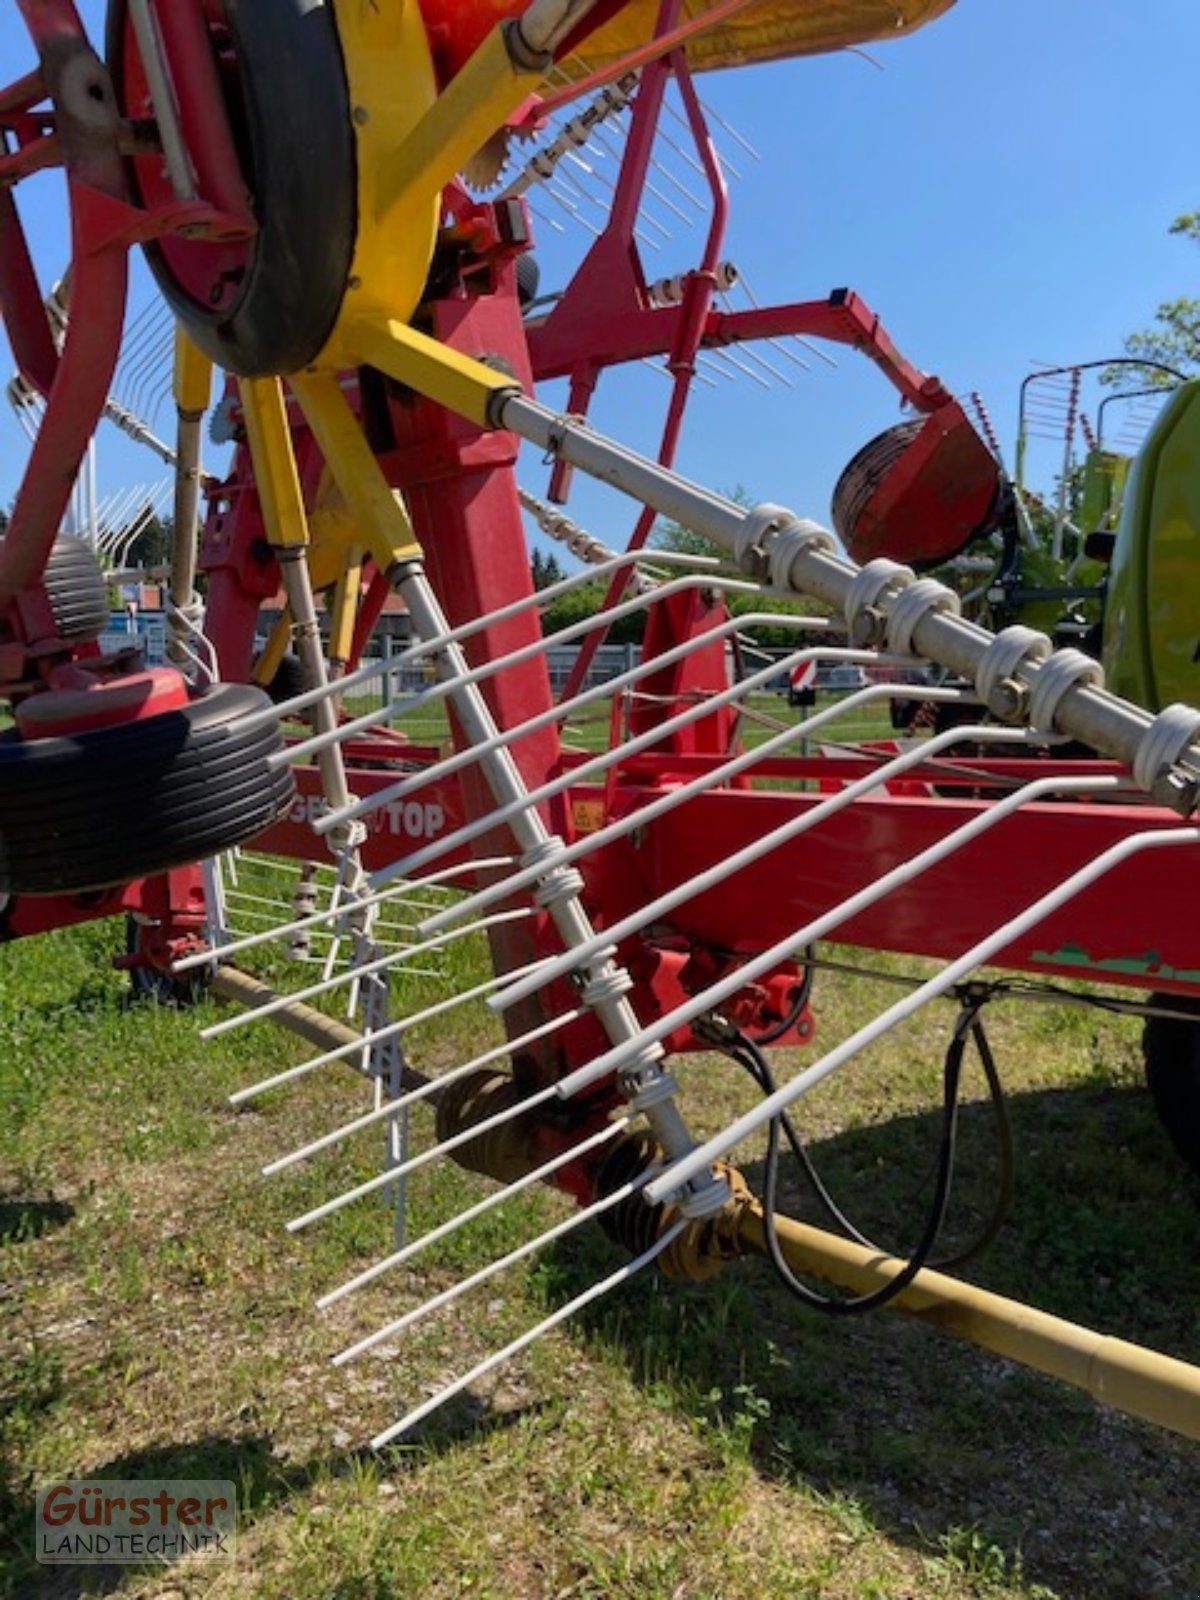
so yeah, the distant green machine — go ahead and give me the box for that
[1102,379,1200,713]
[963,360,1198,712]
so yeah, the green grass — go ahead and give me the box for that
[339,689,896,760]
[1,919,1198,1600]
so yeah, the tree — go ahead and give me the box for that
[1109,212,1200,387]
[530,547,567,590]
[0,506,9,538]
[121,508,173,569]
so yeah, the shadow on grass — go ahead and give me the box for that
[0,1196,75,1247]
[1,1403,545,1600]
[539,1076,1200,1600]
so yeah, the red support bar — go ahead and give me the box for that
[0,190,59,398]
[708,291,953,411]
[0,65,46,115]
[528,290,952,412]
[0,128,62,185]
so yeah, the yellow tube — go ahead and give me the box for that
[736,1203,1200,1442]
[288,368,423,570]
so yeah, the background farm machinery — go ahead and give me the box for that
[2,0,1200,1447]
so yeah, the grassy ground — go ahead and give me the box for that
[343,688,896,758]
[1,916,1198,1600]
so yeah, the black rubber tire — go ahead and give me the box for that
[1143,995,1200,1176]
[0,535,110,644]
[107,0,356,377]
[266,653,308,705]
[0,683,293,896]
[831,420,923,549]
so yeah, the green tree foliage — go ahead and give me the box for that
[1111,212,1200,386]
[530,547,567,590]
[539,578,646,642]
[122,508,173,568]
[0,506,9,538]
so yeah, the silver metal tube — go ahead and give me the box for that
[126,0,197,200]
[493,393,1188,791]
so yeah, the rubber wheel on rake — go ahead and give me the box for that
[106,0,356,376]
[833,419,923,553]
[1143,996,1200,1176]
[832,411,1001,570]
[265,653,308,704]
[0,534,110,644]
[0,683,293,896]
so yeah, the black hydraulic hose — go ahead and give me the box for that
[725,986,1013,1315]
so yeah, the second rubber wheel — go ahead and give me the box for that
[0,682,294,896]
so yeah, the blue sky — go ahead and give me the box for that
[2,0,1197,552]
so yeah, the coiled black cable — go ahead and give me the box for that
[722,985,1013,1315]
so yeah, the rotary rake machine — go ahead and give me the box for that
[4,0,1200,1446]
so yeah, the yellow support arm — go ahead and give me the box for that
[288,370,423,571]
[173,328,212,416]
[350,318,519,431]
[240,378,312,550]
[380,26,542,230]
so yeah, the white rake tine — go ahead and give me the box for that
[732,340,795,390]
[705,347,772,391]
[250,550,727,739]
[655,110,712,180]
[319,1116,631,1308]
[694,92,760,162]
[271,683,444,769]
[173,857,512,972]
[488,718,1046,1012]
[526,199,566,234]
[321,611,832,824]
[234,1004,571,1113]
[648,824,1200,1204]
[696,352,735,384]
[247,969,568,1114]
[364,647,922,888]
[287,1084,561,1231]
[222,888,299,912]
[300,573,757,787]
[254,1008,581,1143]
[645,355,718,389]
[546,184,604,236]
[335,1162,660,1368]
[200,907,536,1037]
[645,154,706,214]
[367,1219,686,1447]
[421,681,974,940]
[563,772,1134,1104]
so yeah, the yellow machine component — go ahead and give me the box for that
[351,317,519,430]
[328,545,365,667]
[379,27,544,231]
[172,328,212,415]
[319,0,442,370]
[252,612,293,690]
[321,3,543,373]
[240,378,313,551]
[289,370,424,571]
[566,0,956,75]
